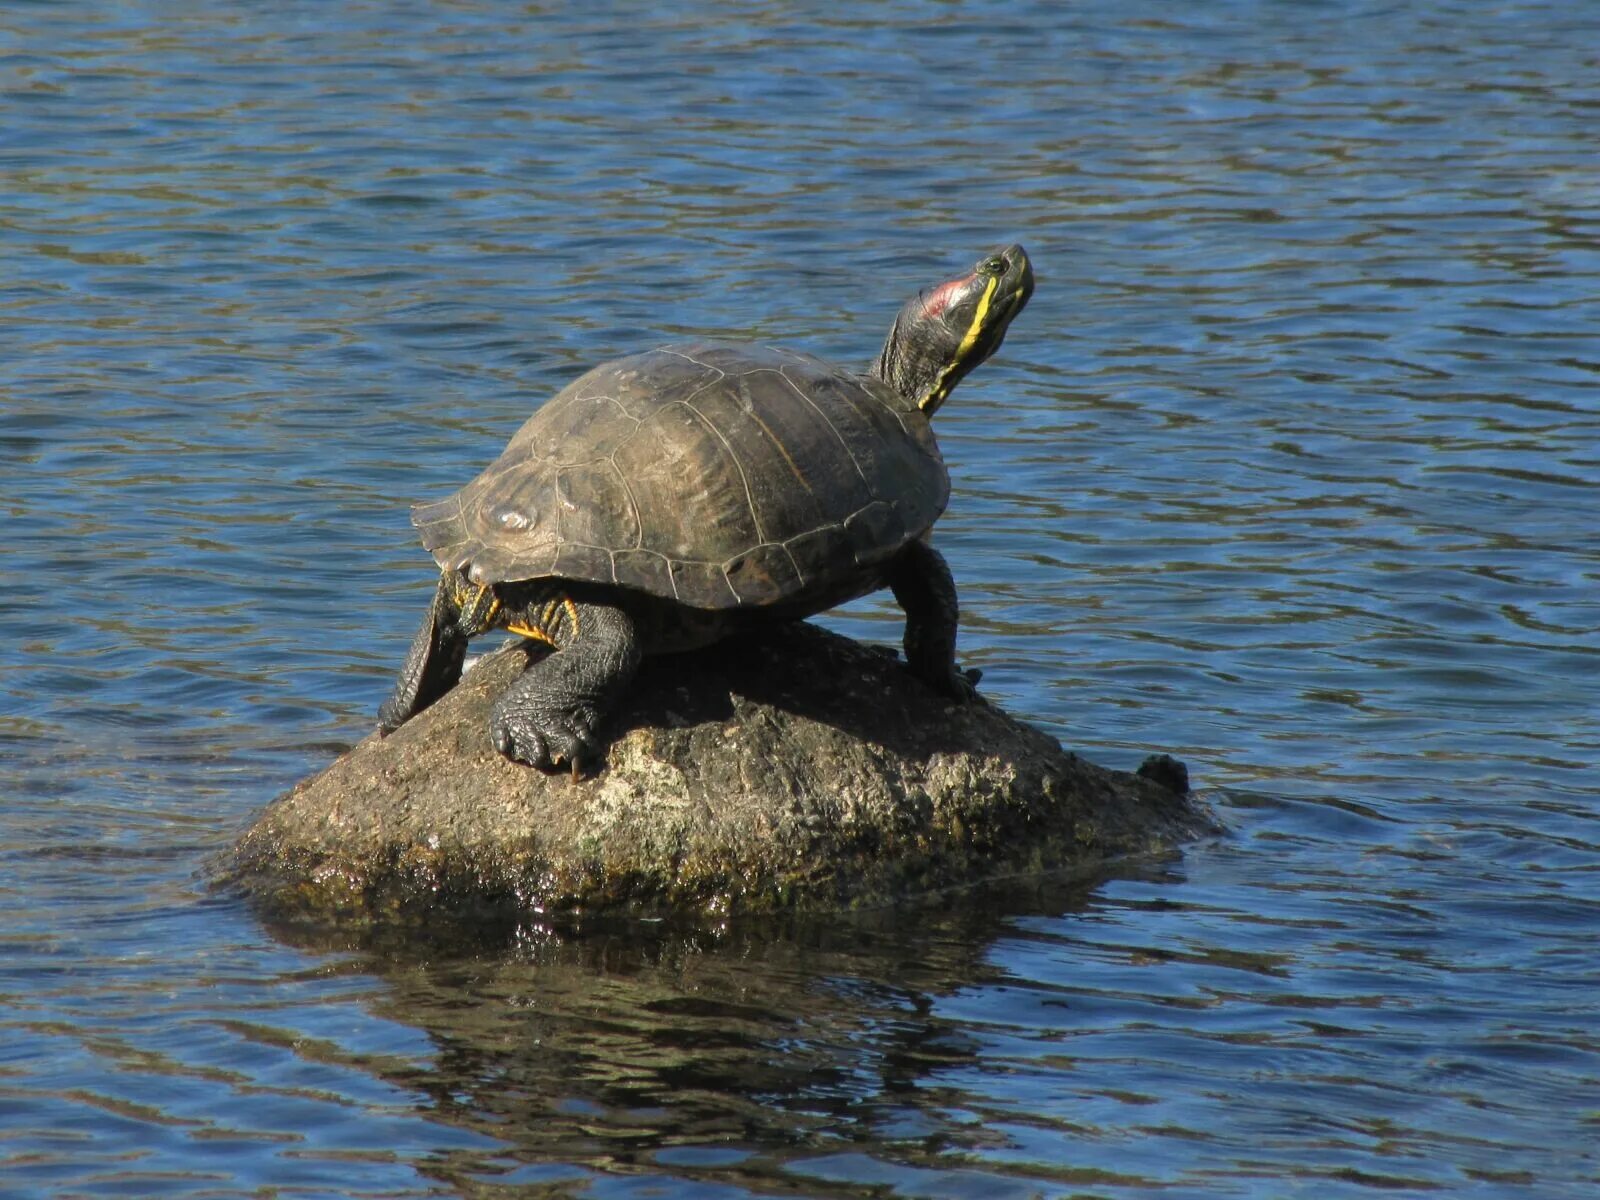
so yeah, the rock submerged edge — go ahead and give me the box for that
[226,624,1219,929]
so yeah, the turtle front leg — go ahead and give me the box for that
[490,597,641,773]
[886,538,980,701]
[378,572,469,734]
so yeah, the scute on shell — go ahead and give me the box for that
[411,341,949,609]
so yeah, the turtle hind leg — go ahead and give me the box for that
[886,538,980,701]
[489,597,641,773]
[377,572,470,733]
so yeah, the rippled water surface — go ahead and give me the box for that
[3,1,1597,1196]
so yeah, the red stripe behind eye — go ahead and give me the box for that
[921,275,971,319]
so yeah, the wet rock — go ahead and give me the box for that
[228,624,1218,929]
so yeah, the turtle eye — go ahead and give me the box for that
[978,255,1008,277]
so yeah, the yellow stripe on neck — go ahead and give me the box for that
[919,272,999,413]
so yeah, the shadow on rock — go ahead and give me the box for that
[612,625,982,761]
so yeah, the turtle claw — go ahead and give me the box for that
[915,663,981,704]
[376,698,411,735]
[943,667,981,704]
[489,715,541,765]
[489,704,601,774]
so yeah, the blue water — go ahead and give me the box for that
[3,1,1597,1196]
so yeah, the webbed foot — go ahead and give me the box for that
[489,699,603,774]
[888,540,977,705]
[485,597,641,774]
[379,572,469,733]
[916,662,983,703]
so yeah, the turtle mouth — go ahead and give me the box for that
[987,244,1034,316]
[965,244,1033,350]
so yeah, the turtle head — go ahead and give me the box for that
[874,244,1034,415]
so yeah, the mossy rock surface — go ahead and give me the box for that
[229,624,1216,929]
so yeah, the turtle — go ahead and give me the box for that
[378,243,1034,772]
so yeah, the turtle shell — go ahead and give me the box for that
[411,341,949,609]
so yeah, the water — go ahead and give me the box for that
[2,0,1596,1195]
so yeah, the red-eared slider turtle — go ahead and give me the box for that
[379,244,1034,771]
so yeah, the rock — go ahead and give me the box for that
[227,623,1217,930]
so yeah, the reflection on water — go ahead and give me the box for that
[2,0,1597,1196]
[320,894,1089,1194]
